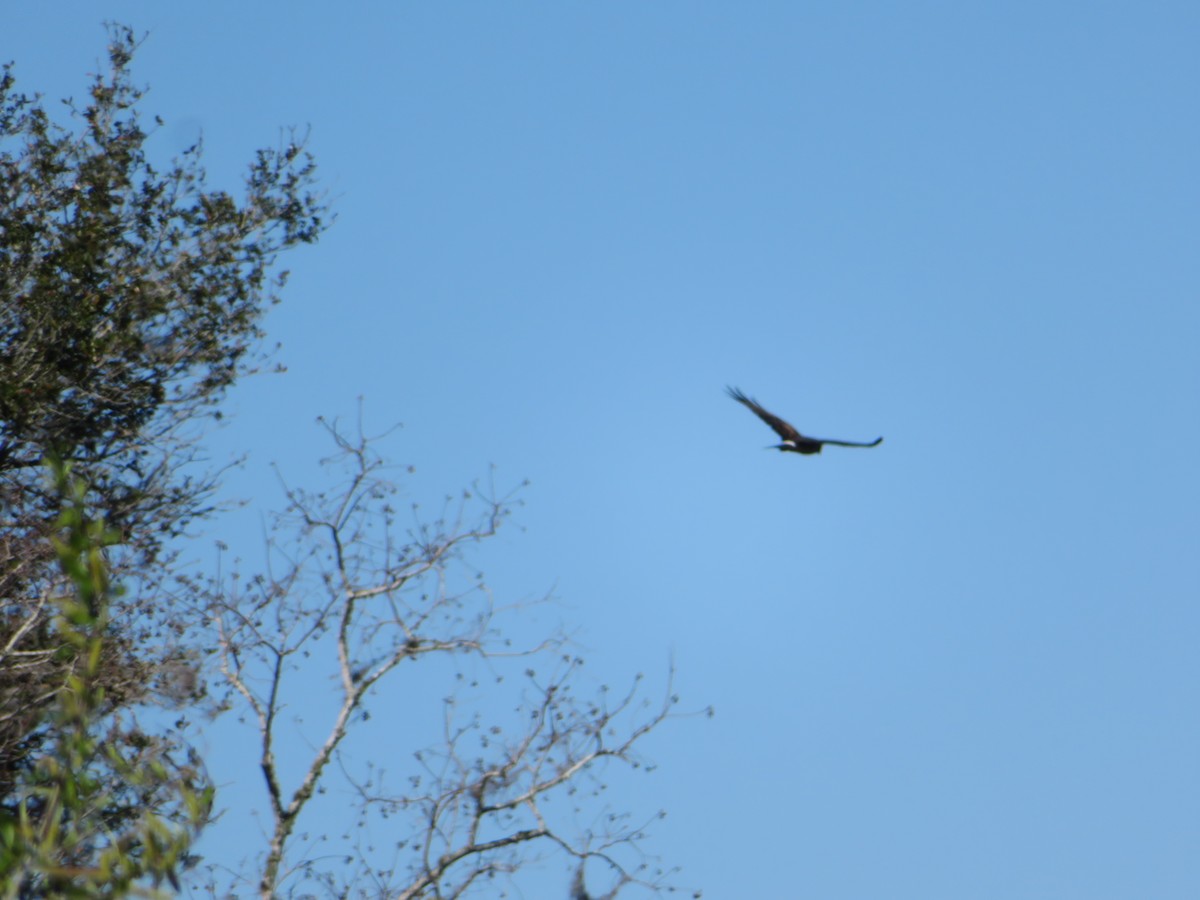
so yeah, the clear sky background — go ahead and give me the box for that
[7,3,1199,898]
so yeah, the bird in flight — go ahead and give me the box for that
[727,386,883,455]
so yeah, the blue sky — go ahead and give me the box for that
[8,3,1199,897]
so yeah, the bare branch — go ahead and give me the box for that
[195,420,700,898]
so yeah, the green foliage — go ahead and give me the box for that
[0,22,326,559]
[0,462,212,898]
[0,22,326,834]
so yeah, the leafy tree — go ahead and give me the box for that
[0,24,325,809]
[0,462,211,898]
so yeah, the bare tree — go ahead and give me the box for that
[192,417,705,898]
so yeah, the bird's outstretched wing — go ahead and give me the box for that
[726,386,805,443]
[815,436,884,448]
